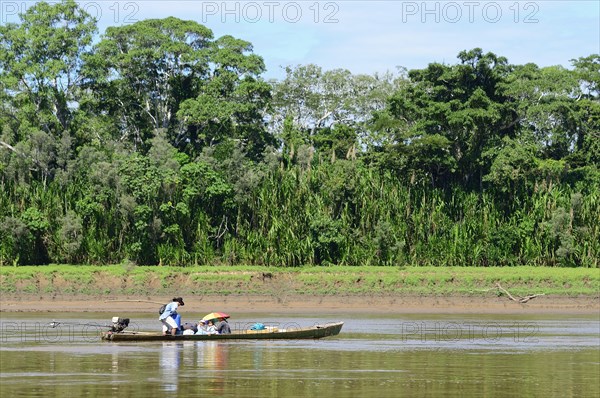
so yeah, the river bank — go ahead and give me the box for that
[1,293,598,315]
[1,265,598,314]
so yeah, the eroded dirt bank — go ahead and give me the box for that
[1,294,598,315]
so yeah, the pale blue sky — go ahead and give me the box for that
[2,1,599,78]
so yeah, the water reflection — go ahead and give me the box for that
[156,341,231,394]
[159,342,182,393]
[198,341,229,393]
[111,352,119,374]
[200,341,229,368]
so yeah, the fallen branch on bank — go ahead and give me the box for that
[495,283,545,303]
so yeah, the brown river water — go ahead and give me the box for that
[1,312,598,397]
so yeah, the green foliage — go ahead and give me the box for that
[0,3,598,268]
[0,217,33,265]
[483,136,537,195]
[55,210,84,263]
[0,0,97,139]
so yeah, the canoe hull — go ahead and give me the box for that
[101,321,343,342]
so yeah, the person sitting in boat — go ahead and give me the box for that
[159,297,184,336]
[216,317,231,334]
[181,322,197,335]
[196,320,208,335]
[196,320,217,335]
[207,320,218,334]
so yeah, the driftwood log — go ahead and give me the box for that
[496,283,545,303]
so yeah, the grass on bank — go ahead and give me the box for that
[0,265,598,297]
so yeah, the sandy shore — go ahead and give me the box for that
[1,294,599,315]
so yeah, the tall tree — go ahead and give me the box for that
[177,35,273,159]
[270,65,403,162]
[0,0,97,186]
[90,19,273,158]
[88,17,213,150]
[570,55,600,171]
[374,49,516,188]
[0,0,96,138]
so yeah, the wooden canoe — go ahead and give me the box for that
[101,321,344,342]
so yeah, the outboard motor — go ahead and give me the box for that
[110,317,130,333]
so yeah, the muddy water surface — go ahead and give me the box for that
[1,313,598,397]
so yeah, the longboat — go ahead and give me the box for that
[101,318,343,342]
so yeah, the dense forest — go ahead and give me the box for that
[1,1,598,267]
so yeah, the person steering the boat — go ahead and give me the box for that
[159,297,184,336]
